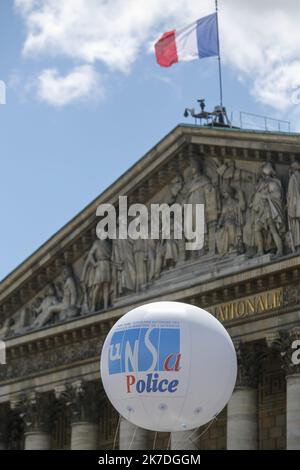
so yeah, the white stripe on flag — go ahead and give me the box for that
[175,22,198,62]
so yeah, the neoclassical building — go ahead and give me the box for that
[0,124,300,450]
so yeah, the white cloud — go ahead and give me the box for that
[37,65,102,107]
[15,0,206,72]
[15,0,39,14]
[221,0,300,112]
[14,0,300,111]
[251,62,300,111]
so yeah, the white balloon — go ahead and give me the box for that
[100,301,237,432]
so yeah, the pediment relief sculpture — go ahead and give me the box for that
[1,153,300,338]
[0,266,81,338]
[81,239,112,312]
[287,161,300,253]
[32,265,80,328]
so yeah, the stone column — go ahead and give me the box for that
[0,405,8,450]
[286,374,300,450]
[56,380,100,450]
[278,327,300,450]
[24,432,51,450]
[16,392,52,450]
[227,342,261,450]
[71,422,98,450]
[119,417,153,450]
[7,399,24,450]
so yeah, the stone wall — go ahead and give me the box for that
[258,355,286,450]
[198,409,227,450]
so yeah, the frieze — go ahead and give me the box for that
[0,337,102,382]
[283,283,300,306]
[209,288,283,322]
[208,283,300,323]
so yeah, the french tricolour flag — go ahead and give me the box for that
[155,13,219,67]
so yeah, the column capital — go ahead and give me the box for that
[56,380,103,424]
[234,340,264,388]
[265,331,281,349]
[14,391,53,433]
[278,327,300,376]
[9,395,23,410]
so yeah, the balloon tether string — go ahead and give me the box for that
[153,431,158,450]
[128,426,138,450]
[181,416,218,451]
[113,415,121,450]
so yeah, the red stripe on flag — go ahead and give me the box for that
[154,30,178,67]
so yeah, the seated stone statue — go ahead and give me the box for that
[0,308,30,338]
[32,285,59,329]
[0,317,13,339]
[32,266,79,329]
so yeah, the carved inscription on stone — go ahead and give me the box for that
[209,288,283,322]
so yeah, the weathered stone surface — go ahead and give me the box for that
[286,374,300,450]
[227,388,258,450]
[119,418,153,450]
[0,337,102,381]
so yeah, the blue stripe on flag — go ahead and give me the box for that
[196,13,219,58]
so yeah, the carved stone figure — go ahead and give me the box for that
[0,308,30,338]
[154,237,165,279]
[217,159,254,197]
[150,176,183,279]
[216,188,243,256]
[33,266,79,328]
[170,175,184,203]
[164,230,179,269]
[81,239,112,311]
[133,238,147,292]
[243,207,256,256]
[154,219,179,278]
[183,158,218,256]
[170,175,185,262]
[0,319,10,339]
[32,285,59,329]
[112,238,136,296]
[146,238,156,283]
[287,161,300,252]
[250,163,286,257]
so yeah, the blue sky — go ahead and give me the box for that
[1,0,300,280]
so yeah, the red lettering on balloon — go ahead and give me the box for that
[164,353,181,371]
[174,353,181,371]
[126,374,135,393]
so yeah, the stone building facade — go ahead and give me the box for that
[0,124,300,450]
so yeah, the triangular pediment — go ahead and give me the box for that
[1,125,300,339]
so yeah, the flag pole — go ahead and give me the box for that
[215,0,223,107]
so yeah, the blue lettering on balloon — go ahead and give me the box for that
[109,327,180,375]
[136,380,146,393]
[126,373,179,394]
[158,379,169,392]
[168,379,179,393]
